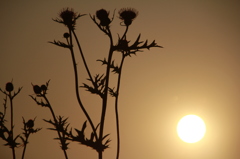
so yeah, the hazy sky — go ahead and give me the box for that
[1,0,240,159]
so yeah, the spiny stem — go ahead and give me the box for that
[9,93,16,159]
[9,92,13,135]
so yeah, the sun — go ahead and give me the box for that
[177,115,206,143]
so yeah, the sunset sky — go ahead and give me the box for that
[1,0,240,159]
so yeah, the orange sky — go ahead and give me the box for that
[1,1,240,159]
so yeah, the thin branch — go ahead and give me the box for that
[66,28,98,141]
[72,30,96,90]
[98,25,114,159]
[114,53,125,159]
[42,95,69,159]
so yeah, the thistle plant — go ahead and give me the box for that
[20,117,41,159]
[49,7,162,159]
[0,82,41,159]
[29,80,70,159]
[1,7,162,159]
[0,82,22,159]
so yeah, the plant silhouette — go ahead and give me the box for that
[0,82,41,159]
[0,8,162,159]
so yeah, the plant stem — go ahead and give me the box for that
[121,26,129,40]
[72,30,94,85]
[115,54,125,159]
[21,134,29,159]
[9,93,16,159]
[43,95,68,159]
[99,26,114,143]
[67,28,98,140]
[114,26,129,159]
[98,151,102,159]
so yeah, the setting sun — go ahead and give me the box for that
[177,115,206,143]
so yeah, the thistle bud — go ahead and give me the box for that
[41,85,47,94]
[26,119,34,128]
[63,32,70,38]
[6,82,14,92]
[33,85,41,95]
[118,39,129,51]
[41,85,47,91]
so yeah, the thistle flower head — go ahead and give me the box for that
[54,8,85,29]
[5,82,14,92]
[96,9,111,26]
[60,8,77,26]
[96,9,109,20]
[118,8,138,26]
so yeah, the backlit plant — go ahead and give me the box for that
[0,7,162,159]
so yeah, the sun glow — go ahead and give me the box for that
[177,115,206,143]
